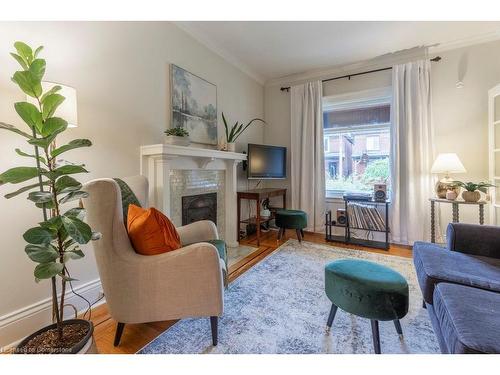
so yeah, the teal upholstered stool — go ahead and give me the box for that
[324,259,409,354]
[275,209,307,242]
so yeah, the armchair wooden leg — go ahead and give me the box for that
[210,316,218,346]
[114,322,125,347]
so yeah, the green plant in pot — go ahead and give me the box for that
[452,181,495,202]
[164,127,190,146]
[222,112,266,152]
[0,42,99,354]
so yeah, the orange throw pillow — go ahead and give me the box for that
[127,204,181,255]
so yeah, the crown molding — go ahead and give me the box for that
[429,30,500,53]
[265,47,428,88]
[266,29,500,88]
[174,22,266,85]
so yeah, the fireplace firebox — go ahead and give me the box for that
[182,192,217,226]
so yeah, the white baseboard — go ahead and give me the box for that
[0,278,104,350]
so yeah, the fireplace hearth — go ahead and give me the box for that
[182,192,217,226]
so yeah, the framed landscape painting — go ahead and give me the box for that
[171,64,218,145]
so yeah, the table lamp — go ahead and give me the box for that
[431,153,466,198]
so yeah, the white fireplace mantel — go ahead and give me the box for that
[140,144,246,247]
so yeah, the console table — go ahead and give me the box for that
[237,188,286,246]
[429,198,486,243]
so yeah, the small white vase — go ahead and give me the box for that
[164,135,190,146]
[446,190,458,200]
[226,142,236,152]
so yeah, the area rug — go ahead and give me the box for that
[139,240,439,354]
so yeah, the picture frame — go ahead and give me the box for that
[170,64,218,145]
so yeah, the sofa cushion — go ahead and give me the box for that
[413,242,500,304]
[433,283,500,353]
[127,204,181,255]
[447,223,500,259]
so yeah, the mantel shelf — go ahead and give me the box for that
[140,144,247,161]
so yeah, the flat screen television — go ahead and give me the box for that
[247,144,287,179]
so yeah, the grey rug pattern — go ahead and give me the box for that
[139,240,439,354]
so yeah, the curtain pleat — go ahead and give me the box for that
[390,60,440,244]
[290,81,326,232]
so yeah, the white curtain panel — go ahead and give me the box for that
[290,81,326,232]
[390,60,438,245]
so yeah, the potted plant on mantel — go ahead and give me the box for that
[164,127,190,146]
[452,181,495,202]
[222,112,266,152]
[0,42,100,354]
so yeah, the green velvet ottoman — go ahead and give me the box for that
[275,209,307,242]
[324,259,409,354]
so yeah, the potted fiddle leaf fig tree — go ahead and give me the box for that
[0,42,99,354]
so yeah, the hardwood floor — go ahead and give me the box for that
[89,229,412,354]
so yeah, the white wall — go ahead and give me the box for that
[263,40,500,239]
[432,40,500,227]
[0,21,263,346]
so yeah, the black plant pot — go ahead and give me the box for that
[16,319,95,354]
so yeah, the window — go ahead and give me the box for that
[366,136,380,151]
[323,89,391,198]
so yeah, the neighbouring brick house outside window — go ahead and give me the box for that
[323,98,391,198]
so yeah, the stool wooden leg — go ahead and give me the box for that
[393,319,403,338]
[300,229,304,238]
[278,227,284,240]
[296,229,302,242]
[370,320,381,354]
[325,303,338,333]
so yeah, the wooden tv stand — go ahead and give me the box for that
[237,188,287,246]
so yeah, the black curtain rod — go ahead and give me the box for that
[280,56,442,92]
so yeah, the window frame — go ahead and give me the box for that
[324,136,330,153]
[322,87,392,200]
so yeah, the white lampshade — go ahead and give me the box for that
[431,153,466,174]
[27,81,78,128]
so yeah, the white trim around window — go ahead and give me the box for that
[323,86,392,112]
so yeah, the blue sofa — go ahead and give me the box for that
[413,223,500,354]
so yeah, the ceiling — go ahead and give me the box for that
[177,21,500,84]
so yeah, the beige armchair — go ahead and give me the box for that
[82,176,224,346]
